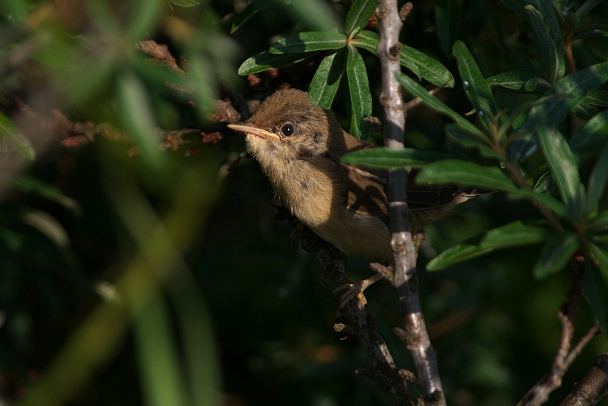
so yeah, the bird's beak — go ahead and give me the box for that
[227,124,280,140]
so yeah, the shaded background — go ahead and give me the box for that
[0,0,606,405]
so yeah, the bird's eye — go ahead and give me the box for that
[281,123,294,137]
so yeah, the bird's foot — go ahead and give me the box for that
[333,273,385,309]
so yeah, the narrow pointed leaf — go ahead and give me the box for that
[344,0,377,36]
[396,72,485,138]
[435,0,463,57]
[308,49,346,109]
[340,147,450,168]
[480,221,551,249]
[269,29,346,54]
[353,30,454,87]
[586,143,608,214]
[533,232,578,278]
[231,0,272,33]
[238,51,312,75]
[583,258,608,334]
[524,3,565,83]
[427,244,494,271]
[510,188,567,217]
[416,160,516,191]
[452,40,498,130]
[487,70,550,92]
[536,124,582,213]
[446,124,503,160]
[569,109,608,150]
[346,45,371,139]
[0,113,35,161]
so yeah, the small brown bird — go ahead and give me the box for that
[229,89,483,262]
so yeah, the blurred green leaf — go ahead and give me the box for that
[0,113,34,160]
[575,0,603,19]
[536,124,583,213]
[572,22,608,40]
[308,49,346,109]
[340,147,450,168]
[231,0,272,33]
[280,0,339,31]
[344,0,377,36]
[269,29,346,54]
[480,221,551,249]
[427,243,493,271]
[12,176,80,213]
[569,109,608,151]
[346,45,371,139]
[589,210,608,229]
[584,258,608,334]
[445,124,502,160]
[237,51,312,75]
[169,0,199,6]
[452,40,498,130]
[435,0,463,57]
[126,0,165,42]
[396,72,484,138]
[511,188,568,217]
[533,232,579,278]
[353,30,455,87]
[416,160,516,191]
[524,3,565,83]
[487,70,550,92]
[585,143,608,214]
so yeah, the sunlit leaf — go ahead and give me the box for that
[427,243,493,271]
[269,29,346,54]
[396,72,484,138]
[533,232,578,278]
[308,49,346,109]
[237,51,312,75]
[416,160,516,191]
[452,40,498,130]
[346,45,371,139]
[344,0,377,36]
[487,70,550,92]
[340,147,450,168]
[353,30,455,87]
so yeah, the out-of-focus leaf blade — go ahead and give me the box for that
[169,0,199,6]
[435,0,462,57]
[569,109,608,151]
[583,257,608,334]
[536,124,582,213]
[0,113,35,161]
[340,147,450,168]
[346,45,371,139]
[269,29,346,54]
[416,160,516,191]
[510,188,567,217]
[487,70,550,92]
[445,124,502,160]
[353,31,455,87]
[344,0,377,36]
[230,0,272,33]
[586,143,608,214]
[427,244,494,271]
[480,221,551,249]
[237,51,312,75]
[452,40,498,130]
[308,49,346,109]
[396,72,484,138]
[533,232,579,278]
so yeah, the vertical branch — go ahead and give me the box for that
[375,1,446,405]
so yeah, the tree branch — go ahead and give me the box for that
[375,1,445,404]
[560,352,608,406]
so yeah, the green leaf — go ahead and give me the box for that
[344,0,377,37]
[575,0,603,19]
[480,221,551,249]
[536,124,583,213]
[589,210,608,229]
[452,40,498,130]
[308,49,346,109]
[520,61,608,131]
[533,232,579,278]
[487,70,550,92]
[569,109,608,151]
[237,51,312,75]
[590,242,608,271]
[269,29,346,54]
[168,0,199,6]
[0,113,35,161]
[510,188,568,217]
[427,243,494,271]
[396,72,485,138]
[445,124,503,160]
[586,143,608,214]
[584,257,608,334]
[435,0,463,57]
[340,147,450,168]
[346,45,372,139]
[524,3,565,83]
[416,160,516,191]
[353,30,455,87]
[230,0,272,33]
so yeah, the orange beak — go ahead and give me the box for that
[227,124,280,140]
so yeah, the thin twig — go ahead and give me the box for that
[376,1,446,404]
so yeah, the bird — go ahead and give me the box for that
[228,88,486,263]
